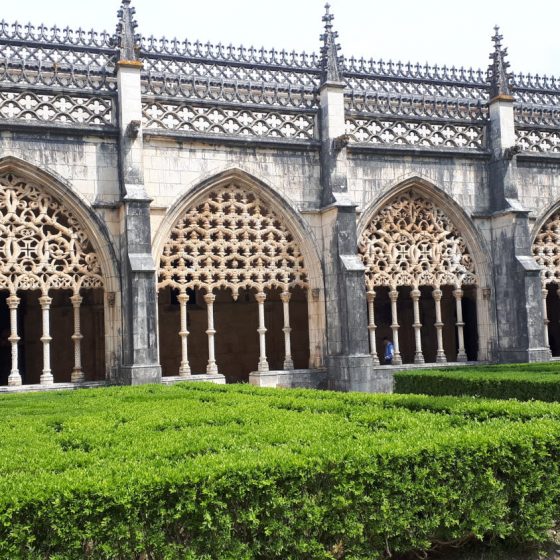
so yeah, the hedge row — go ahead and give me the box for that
[394,363,560,401]
[1,384,560,559]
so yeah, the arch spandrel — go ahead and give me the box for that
[0,171,104,294]
[157,182,309,298]
[358,190,478,289]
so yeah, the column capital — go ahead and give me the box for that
[366,289,376,303]
[280,291,291,304]
[389,289,399,302]
[432,288,443,301]
[70,294,83,306]
[203,292,216,304]
[410,288,421,300]
[453,288,464,299]
[177,292,189,304]
[6,295,20,309]
[39,295,52,307]
[255,292,267,304]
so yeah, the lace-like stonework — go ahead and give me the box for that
[359,191,477,289]
[0,172,103,293]
[533,211,560,285]
[158,184,308,297]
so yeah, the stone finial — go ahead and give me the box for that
[116,0,140,62]
[488,25,513,100]
[320,3,342,84]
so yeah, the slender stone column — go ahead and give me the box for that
[204,293,218,375]
[454,288,468,362]
[280,291,294,370]
[7,294,21,386]
[255,292,269,373]
[366,290,380,365]
[177,291,191,376]
[432,288,447,363]
[39,294,53,385]
[542,287,550,349]
[70,294,85,383]
[411,288,424,364]
[389,289,402,365]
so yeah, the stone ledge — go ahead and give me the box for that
[162,374,226,385]
[249,368,328,389]
[0,381,107,394]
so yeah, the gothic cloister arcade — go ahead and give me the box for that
[0,164,119,387]
[533,208,560,357]
[358,188,486,365]
[154,174,325,383]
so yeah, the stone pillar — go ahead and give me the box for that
[410,288,424,364]
[389,289,402,365]
[432,288,447,363]
[256,292,269,373]
[115,2,162,384]
[39,295,53,385]
[486,95,550,362]
[281,291,294,370]
[177,291,191,376]
[7,294,21,386]
[70,294,85,383]
[318,7,379,391]
[454,288,468,362]
[366,290,380,365]
[542,287,550,350]
[204,292,218,375]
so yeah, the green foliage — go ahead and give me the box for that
[394,362,560,401]
[1,383,560,559]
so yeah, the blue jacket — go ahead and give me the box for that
[384,342,394,360]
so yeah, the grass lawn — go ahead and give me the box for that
[1,383,560,559]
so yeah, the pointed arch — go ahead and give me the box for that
[531,202,560,287]
[153,168,323,294]
[358,176,491,290]
[0,156,119,293]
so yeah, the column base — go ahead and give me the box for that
[118,365,162,385]
[71,369,85,383]
[392,354,403,366]
[8,373,22,386]
[413,353,425,364]
[436,353,447,363]
[206,363,219,375]
[283,358,294,370]
[258,360,269,373]
[456,352,468,362]
[40,373,54,385]
[179,367,192,377]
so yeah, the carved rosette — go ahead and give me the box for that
[533,210,560,286]
[0,172,104,293]
[158,184,308,297]
[358,191,477,290]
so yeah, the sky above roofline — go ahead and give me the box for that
[1,0,558,77]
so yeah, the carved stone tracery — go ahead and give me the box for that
[359,191,477,289]
[158,183,308,298]
[533,210,560,286]
[0,172,104,293]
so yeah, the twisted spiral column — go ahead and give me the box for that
[204,292,218,375]
[366,290,380,365]
[7,294,21,386]
[280,291,294,370]
[39,294,53,385]
[256,292,269,373]
[70,294,85,383]
[410,289,424,364]
[432,289,447,363]
[454,288,468,362]
[177,290,191,376]
[389,289,402,365]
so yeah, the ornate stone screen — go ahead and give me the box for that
[358,190,477,365]
[158,183,309,375]
[0,172,104,386]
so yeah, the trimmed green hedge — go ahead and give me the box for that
[1,384,560,559]
[394,362,560,401]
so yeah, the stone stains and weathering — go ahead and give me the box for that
[0,1,558,391]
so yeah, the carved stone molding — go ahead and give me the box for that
[358,191,477,289]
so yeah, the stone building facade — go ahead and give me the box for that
[0,1,557,392]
